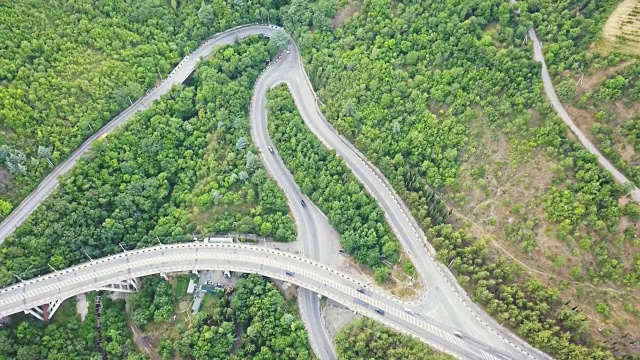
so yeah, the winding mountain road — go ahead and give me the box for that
[0,242,526,360]
[0,25,282,245]
[528,29,640,201]
[250,54,341,358]
[0,24,550,359]
[256,39,547,360]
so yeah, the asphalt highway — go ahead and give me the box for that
[0,25,281,245]
[0,243,522,360]
[250,59,341,358]
[259,42,549,360]
[0,24,550,359]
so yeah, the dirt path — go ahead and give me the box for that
[130,323,161,360]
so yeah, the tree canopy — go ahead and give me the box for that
[0,0,283,216]
[0,39,293,286]
[336,318,454,360]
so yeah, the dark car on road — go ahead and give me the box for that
[375,308,384,315]
[300,199,306,207]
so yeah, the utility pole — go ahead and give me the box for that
[83,250,93,261]
[12,273,24,282]
[48,264,57,272]
[119,243,127,252]
[128,95,133,106]
[156,236,162,245]
[157,68,164,81]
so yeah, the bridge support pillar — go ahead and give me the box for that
[24,308,44,321]
[24,299,63,322]
[97,278,140,293]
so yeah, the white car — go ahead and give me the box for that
[453,331,463,338]
[268,145,274,153]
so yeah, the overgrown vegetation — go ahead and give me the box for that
[0,295,143,359]
[0,0,281,213]
[0,39,294,285]
[134,274,312,359]
[267,85,403,283]
[0,274,313,359]
[130,277,176,327]
[556,60,640,189]
[432,225,614,358]
[283,0,638,356]
[519,0,620,72]
[336,318,454,360]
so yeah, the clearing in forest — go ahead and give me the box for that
[601,0,640,55]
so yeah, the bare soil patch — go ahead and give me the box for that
[338,255,423,300]
[573,60,636,94]
[332,1,360,28]
[450,114,640,344]
[75,294,89,321]
[564,104,598,141]
[0,168,11,193]
[322,299,361,340]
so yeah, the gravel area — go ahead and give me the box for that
[322,299,361,340]
[75,294,89,320]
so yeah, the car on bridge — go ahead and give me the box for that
[375,308,385,315]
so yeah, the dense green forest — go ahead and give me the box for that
[0,295,143,359]
[0,39,295,285]
[520,0,620,72]
[336,318,453,360]
[1,0,639,358]
[267,85,405,283]
[0,0,282,209]
[283,0,639,357]
[0,274,312,359]
[125,275,312,359]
